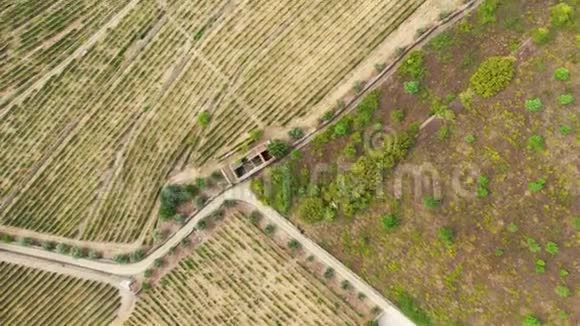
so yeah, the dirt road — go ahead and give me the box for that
[0,181,413,325]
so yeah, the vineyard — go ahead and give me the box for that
[0,261,121,325]
[125,212,366,325]
[0,0,457,243]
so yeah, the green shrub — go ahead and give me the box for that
[353,81,365,94]
[381,214,400,231]
[71,247,87,258]
[507,223,518,233]
[0,233,14,243]
[324,267,335,279]
[322,110,334,121]
[341,280,351,290]
[527,135,545,152]
[399,51,425,80]
[526,238,541,253]
[476,175,490,198]
[391,109,405,123]
[545,241,559,255]
[437,125,451,140]
[438,227,455,246]
[88,249,101,259]
[550,3,574,27]
[559,268,569,277]
[249,129,263,143]
[429,32,453,51]
[288,239,301,251]
[534,259,546,273]
[297,197,325,224]
[531,27,551,45]
[573,216,580,230]
[559,124,572,135]
[555,285,570,297]
[264,224,276,235]
[19,237,32,246]
[197,111,210,127]
[470,56,515,98]
[130,249,145,263]
[478,0,499,25]
[494,248,504,257]
[288,127,305,140]
[334,118,351,137]
[113,254,130,264]
[525,98,543,112]
[249,210,262,225]
[558,93,574,106]
[196,219,208,230]
[423,196,441,209]
[267,139,291,157]
[395,290,432,326]
[554,67,570,81]
[144,269,153,278]
[465,134,476,144]
[404,81,420,94]
[523,314,541,326]
[528,178,546,192]
[153,258,164,268]
[55,243,70,254]
[41,241,55,251]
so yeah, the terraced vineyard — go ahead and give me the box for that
[0,261,121,325]
[0,0,454,243]
[125,212,365,325]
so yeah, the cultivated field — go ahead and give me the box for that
[0,261,121,325]
[125,212,366,325]
[0,0,459,243]
[253,0,579,324]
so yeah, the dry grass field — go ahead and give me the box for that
[0,0,460,243]
[0,261,121,325]
[124,211,366,325]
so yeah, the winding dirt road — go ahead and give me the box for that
[0,181,413,325]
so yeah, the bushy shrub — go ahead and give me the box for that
[528,178,546,193]
[71,247,87,258]
[558,93,574,105]
[476,175,490,198]
[264,224,276,235]
[399,51,425,80]
[545,241,559,255]
[154,258,164,268]
[391,109,405,123]
[531,27,551,45]
[324,267,335,279]
[534,259,546,273]
[437,125,451,140]
[297,197,325,224]
[423,196,441,209]
[41,241,55,251]
[249,210,262,225]
[470,56,515,98]
[526,238,541,253]
[197,111,210,127]
[196,219,208,230]
[554,67,570,81]
[381,214,400,230]
[525,98,543,112]
[438,227,455,246]
[478,0,499,25]
[288,239,301,250]
[404,81,420,94]
[558,124,572,136]
[267,139,291,158]
[555,285,570,297]
[334,118,351,136]
[465,134,476,144]
[288,127,305,140]
[550,3,574,27]
[113,254,129,264]
[159,184,191,220]
[527,135,545,152]
[55,243,70,254]
[523,314,541,326]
